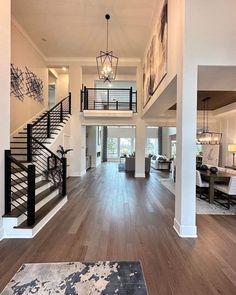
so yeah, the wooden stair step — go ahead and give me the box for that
[16,195,66,229]
[4,186,58,218]
[11,180,51,198]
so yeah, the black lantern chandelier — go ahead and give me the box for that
[96,14,118,82]
[197,97,222,145]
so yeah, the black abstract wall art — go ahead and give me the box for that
[25,67,44,103]
[11,63,25,101]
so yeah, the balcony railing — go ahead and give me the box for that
[81,87,137,112]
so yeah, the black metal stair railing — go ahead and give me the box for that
[31,137,67,197]
[27,92,71,162]
[5,150,36,225]
[80,87,137,112]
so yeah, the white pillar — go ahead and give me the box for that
[69,63,86,176]
[174,65,198,238]
[0,0,11,240]
[135,118,146,178]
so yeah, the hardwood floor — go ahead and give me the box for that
[0,163,236,294]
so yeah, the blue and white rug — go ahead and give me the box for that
[2,261,148,295]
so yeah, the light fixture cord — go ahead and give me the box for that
[106,18,109,52]
[206,98,209,131]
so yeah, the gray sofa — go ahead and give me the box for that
[125,157,150,173]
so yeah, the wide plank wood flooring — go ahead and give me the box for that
[0,163,236,294]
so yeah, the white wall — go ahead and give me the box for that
[143,0,183,114]
[162,127,176,158]
[11,21,48,132]
[0,0,10,240]
[86,126,101,167]
[56,73,69,102]
[216,111,236,167]
[49,119,72,176]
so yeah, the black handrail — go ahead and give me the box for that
[81,87,137,112]
[27,93,71,162]
[5,150,36,225]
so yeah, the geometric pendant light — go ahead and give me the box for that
[96,14,118,82]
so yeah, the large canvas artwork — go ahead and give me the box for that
[202,145,220,167]
[143,0,168,105]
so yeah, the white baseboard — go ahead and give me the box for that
[79,169,87,176]
[135,173,146,178]
[0,221,4,241]
[173,218,197,238]
[70,169,87,177]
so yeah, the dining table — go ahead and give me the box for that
[200,170,232,203]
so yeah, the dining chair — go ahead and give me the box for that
[196,170,209,199]
[214,176,236,209]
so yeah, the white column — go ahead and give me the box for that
[174,65,198,238]
[135,63,146,178]
[0,0,11,240]
[69,63,86,176]
[135,118,146,178]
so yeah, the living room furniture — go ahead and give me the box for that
[125,157,150,173]
[151,155,171,171]
[196,170,209,199]
[228,144,236,167]
[214,176,236,209]
[200,170,232,204]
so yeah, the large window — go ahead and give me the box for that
[120,138,132,156]
[107,138,118,158]
[146,138,159,156]
[107,137,135,159]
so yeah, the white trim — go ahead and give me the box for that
[83,110,133,118]
[135,173,146,178]
[79,169,87,176]
[0,222,4,241]
[11,16,46,61]
[70,169,86,177]
[2,197,67,239]
[173,218,197,238]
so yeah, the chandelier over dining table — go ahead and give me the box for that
[96,14,118,83]
[197,97,222,145]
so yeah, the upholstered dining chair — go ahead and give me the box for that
[196,170,209,199]
[214,176,236,209]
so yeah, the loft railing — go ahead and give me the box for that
[27,93,71,162]
[80,87,137,112]
[5,150,36,225]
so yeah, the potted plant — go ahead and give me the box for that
[57,145,73,158]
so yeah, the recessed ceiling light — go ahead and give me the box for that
[62,67,67,71]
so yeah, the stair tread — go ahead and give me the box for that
[16,195,65,229]
[11,173,41,185]
[4,186,59,218]
[11,180,51,197]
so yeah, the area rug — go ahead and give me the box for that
[2,261,148,295]
[118,162,125,172]
[159,178,236,215]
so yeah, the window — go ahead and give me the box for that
[107,138,118,158]
[146,138,158,156]
[120,138,132,156]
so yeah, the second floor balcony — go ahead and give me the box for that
[81,87,137,117]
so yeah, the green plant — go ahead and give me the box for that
[57,145,73,158]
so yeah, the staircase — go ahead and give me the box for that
[3,93,71,238]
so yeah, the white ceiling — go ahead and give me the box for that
[12,0,158,58]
